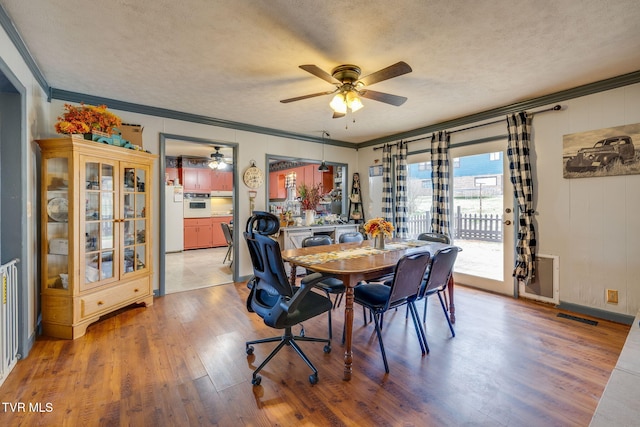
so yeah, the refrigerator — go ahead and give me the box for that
[165,185,184,252]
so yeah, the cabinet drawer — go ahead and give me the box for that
[80,276,150,319]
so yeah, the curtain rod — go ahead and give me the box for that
[373,104,562,151]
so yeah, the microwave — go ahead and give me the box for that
[183,193,211,218]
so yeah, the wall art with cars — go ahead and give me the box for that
[563,122,640,178]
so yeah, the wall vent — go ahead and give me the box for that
[519,254,559,304]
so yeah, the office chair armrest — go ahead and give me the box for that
[279,272,328,313]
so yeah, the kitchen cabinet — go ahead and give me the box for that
[182,167,212,192]
[211,170,232,191]
[211,216,233,247]
[269,171,286,199]
[36,136,156,339]
[184,218,213,249]
[165,167,179,184]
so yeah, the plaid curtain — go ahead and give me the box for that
[506,112,536,282]
[382,144,393,223]
[394,141,408,238]
[430,131,451,237]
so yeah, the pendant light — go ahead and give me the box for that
[318,131,329,172]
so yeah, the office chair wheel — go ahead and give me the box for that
[309,373,318,385]
[252,375,262,386]
[246,345,254,355]
[323,345,331,353]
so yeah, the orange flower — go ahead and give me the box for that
[364,218,394,238]
[54,103,122,136]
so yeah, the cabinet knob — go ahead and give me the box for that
[97,301,104,306]
[134,288,139,292]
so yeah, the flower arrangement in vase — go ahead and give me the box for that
[363,217,394,249]
[298,183,323,225]
[298,183,323,211]
[54,103,122,137]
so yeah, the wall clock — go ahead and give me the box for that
[243,161,264,189]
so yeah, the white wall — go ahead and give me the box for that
[1,28,50,337]
[358,84,640,317]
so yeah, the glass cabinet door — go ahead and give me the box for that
[81,158,118,291]
[122,165,148,276]
[43,155,70,291]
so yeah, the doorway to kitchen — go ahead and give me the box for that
[158,134,237,296]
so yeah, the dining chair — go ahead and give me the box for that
[417,231,451,315]
[416,247,459,341]
[353,251,431,373]
[301,235,345,340]
[221,222,233,265]
[338,232,364,243]
[243,211,332,386]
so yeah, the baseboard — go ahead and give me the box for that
[557,301,634,325]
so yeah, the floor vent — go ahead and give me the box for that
[557,313,598,326]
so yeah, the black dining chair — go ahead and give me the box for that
[301,235,345,340]
[338,232,364,243]
[353,251,431,373]
[417,231,452,321]
[221,222,233,265]
[416,247,459,341]
[244,211,332,386]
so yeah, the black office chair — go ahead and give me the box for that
[338,232,364,243]
[416,247,459,340]
[353,251,431,373]
[221,222,233,265]
[301,236,345,340]
[244,212,332,386]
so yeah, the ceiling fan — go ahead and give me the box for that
[208,146,232,170]
[280,61,412,118]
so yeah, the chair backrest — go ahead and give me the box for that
[339,232,364,243]
[302,235,332,247]
[221,222,233,244]
[419,247,458,298]
[244,212,292,300]
[385,252,431,310]
[417,232,450,244]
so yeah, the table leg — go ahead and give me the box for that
[448,276,455,324]
[342,285,354,381]
[289,263,297,288]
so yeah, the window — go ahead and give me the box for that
[489,152,501,161]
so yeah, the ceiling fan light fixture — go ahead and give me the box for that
[330,93,347,114]
[346,91,364,112]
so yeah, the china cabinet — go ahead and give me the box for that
[36,137,157,339]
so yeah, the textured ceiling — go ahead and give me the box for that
[2,0,640,145]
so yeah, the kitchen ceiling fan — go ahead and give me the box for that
[280,61,412,118]
[208,146,232,170]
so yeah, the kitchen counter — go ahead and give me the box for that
[277,223,360,251]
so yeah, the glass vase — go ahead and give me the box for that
[374,235,385,250]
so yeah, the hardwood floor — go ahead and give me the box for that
[0,283,629,426]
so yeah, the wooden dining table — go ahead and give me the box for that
[281,239,455,381]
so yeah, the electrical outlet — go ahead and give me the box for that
[606,289,619,304]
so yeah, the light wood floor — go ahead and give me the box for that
[0,283,629,426]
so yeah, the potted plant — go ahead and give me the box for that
[54,103,122,138]
[298,183,323,225]
[363,217,394,249]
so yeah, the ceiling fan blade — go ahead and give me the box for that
[332,111,346,119]
[299,64,341,84]
[280,90,336,103]
[358,61,412,87]
[359,89,408,106]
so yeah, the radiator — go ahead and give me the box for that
[0,258,19,387]
[519,254,559,304]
